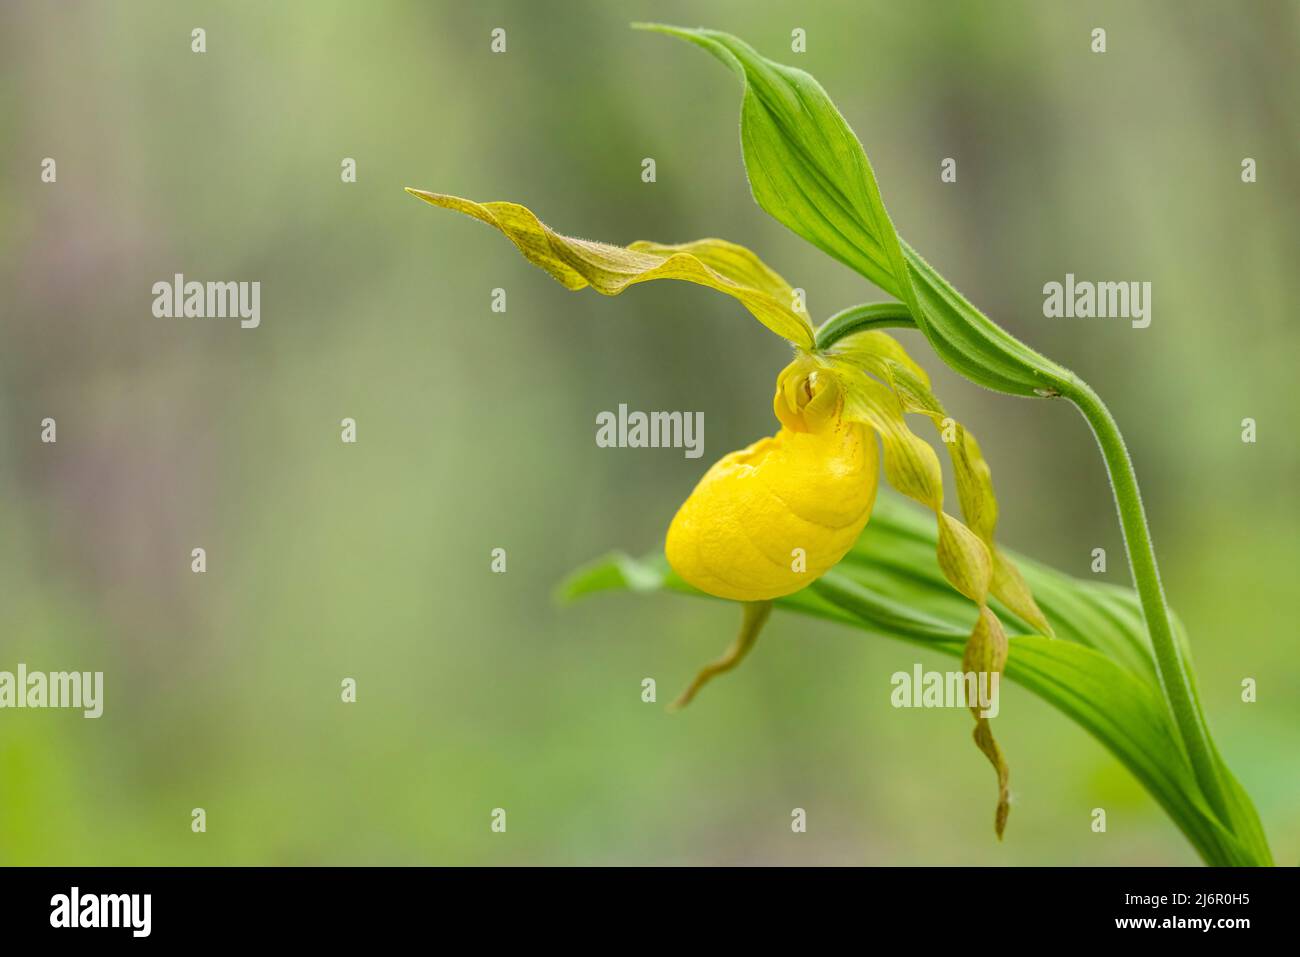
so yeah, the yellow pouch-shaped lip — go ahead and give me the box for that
[665,380,878,601]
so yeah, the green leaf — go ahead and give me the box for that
[560,494,1273,866]
[635,24,1075,398]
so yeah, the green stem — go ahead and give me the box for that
[815,301,915,350]
[1060,378,1230,825]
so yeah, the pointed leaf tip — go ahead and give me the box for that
[631,22,687,36]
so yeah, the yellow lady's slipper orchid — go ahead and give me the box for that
[409,189,1053,837]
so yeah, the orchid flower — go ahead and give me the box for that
[406,188,1050,836]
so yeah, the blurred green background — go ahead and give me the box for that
[1,0,1296,865]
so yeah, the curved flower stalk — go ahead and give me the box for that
[408,189,1048,836]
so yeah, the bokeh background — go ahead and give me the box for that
[1,0,1296,865]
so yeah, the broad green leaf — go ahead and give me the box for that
[636,24,1075,398]
[405,189,814,347]
[559,494,1272,866]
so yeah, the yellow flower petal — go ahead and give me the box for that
[666,376,878,602]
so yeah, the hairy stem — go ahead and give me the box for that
[815,301,915,350]
[1061,378,1230,824]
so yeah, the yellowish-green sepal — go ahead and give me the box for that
[406,189,815,348]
